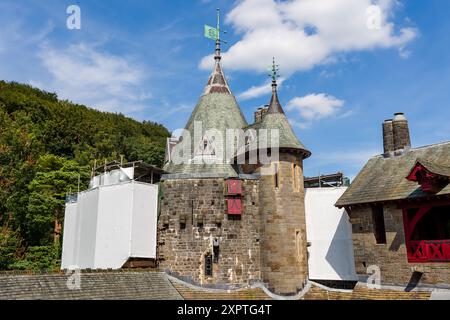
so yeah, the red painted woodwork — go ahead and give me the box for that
[403,207,450,262]
[398,198,450,210]
[227,198,242,215]
[406,163,424,182]
[406,163,445,193]
[226,179,243,195]
[404,207,431,242]
[406,240,450,263]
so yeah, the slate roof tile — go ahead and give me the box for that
[336,142,450,207]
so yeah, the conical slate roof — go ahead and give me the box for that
[249,80,311,158]
[266,83,285,115]
[163,42,248,178]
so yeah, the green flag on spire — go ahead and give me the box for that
[204,24,218,40]
[204,8,221,41]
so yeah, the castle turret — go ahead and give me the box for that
[163,19,247,178]
[158,10,261,288]
[246,59,311,294]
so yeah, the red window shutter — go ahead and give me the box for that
[227,199,242,215]
[226,179,242,195]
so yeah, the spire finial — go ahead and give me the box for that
[204,8,226,61]
[217,8,220,40]
[269,57,280,90]
[214,8,221,61]
[267,58,284,114]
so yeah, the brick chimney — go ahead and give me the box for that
[254,105,269,123]
[382,119,394,154]
[392,112,411,151]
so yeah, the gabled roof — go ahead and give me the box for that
[335,142,450,207]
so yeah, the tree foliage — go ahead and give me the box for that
[0,80,170,270]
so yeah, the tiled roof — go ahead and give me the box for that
[170,282,271,300]
[203,62,231,95]
[336,142,450,207]
[410,158,450,178]
[303,282,431,300]
[266,84,284,115]
[243,81,310,158]
[0,270,182,300]
[163,60,247,178]
[250,113,310,153]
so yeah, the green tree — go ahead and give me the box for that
[26,154,90,245]
[0,80,170,270]
[0,225,21,269]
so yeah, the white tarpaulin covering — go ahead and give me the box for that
[61,181,158,270]
[305,187,357,281]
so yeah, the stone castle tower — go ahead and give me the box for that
[246,68,311,294]
[158,35,311,294]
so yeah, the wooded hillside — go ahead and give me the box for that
[0,80,170,270]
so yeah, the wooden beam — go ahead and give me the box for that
[397,197,450,209]
[408,206,431,240]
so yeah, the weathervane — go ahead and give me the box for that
[204,8,227,60]
[269,57,280,84]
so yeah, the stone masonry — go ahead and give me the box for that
[351,203,450,286]
[158,178,261,286]
[258,153,308,294]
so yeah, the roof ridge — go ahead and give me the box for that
[410,140,450,151]
[371,141,450,160]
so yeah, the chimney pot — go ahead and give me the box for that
[393,112,407,121]
[254,105,269,124]
[392,112,411,151]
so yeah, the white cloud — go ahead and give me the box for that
[238,77,285,100]
[286,93,345,121]
[37,43,149,114]
[200,0,417,73]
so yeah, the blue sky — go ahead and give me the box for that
[1,0,449,179]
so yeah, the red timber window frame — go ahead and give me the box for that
[227,198,242,215]
[225,179,243,215]
[400,201,450,263]
[226,179,242,195]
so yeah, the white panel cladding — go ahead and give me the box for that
[94,183,134,269]
[77,189,99,268]
[130,182,158,258]
[61,181,157,270]
[305,187,358,281]
[61,202,78,269]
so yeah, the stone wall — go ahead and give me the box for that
[158,178,261,286]
[258,153,308,294]
[351,204,450,286]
